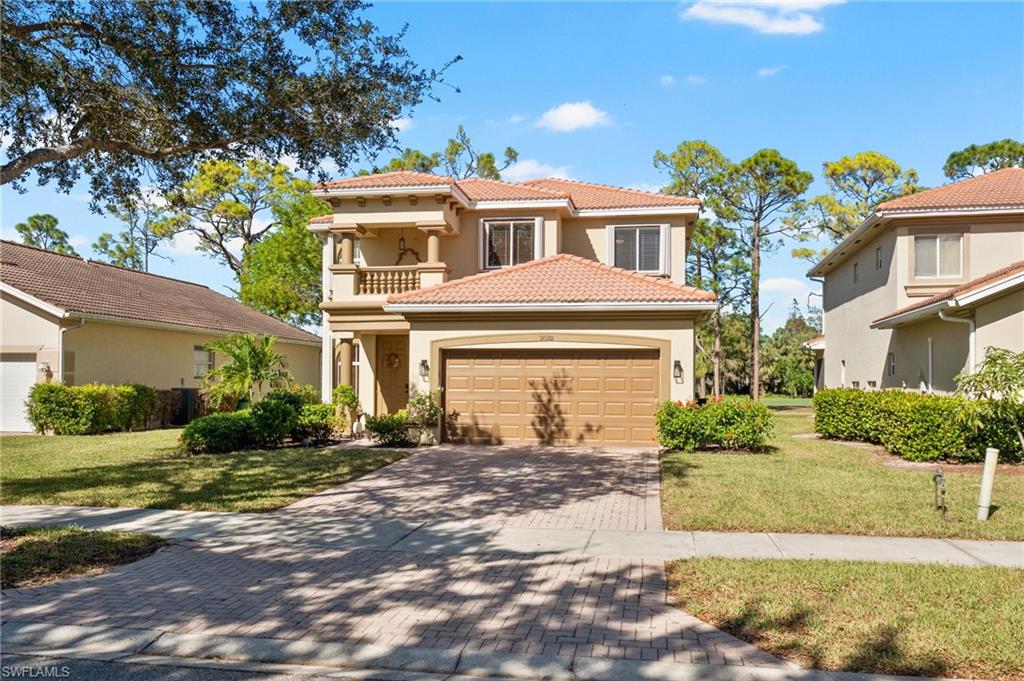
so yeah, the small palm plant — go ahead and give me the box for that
[202,333,293,409]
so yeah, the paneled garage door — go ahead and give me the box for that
[1,355,37,433]
[443,349,660,446]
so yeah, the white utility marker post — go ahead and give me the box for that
[977,447,999,521]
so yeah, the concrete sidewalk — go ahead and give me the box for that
[0,621,969,681]
[3,504,1021,567]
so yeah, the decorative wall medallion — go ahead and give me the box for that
[386,352,401,370]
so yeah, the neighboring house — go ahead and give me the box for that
[808,168,1024,394]
[801,335,826,392]
[310,171,716,446]
[0,241,321,432]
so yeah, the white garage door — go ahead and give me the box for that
[1,355,37,432]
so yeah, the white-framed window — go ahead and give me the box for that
[888,352,896,376]
[479,218,541,269]
[914,234,962,278]
[607,224,669,274]
[351,343,361,397]
[193,346,213,379]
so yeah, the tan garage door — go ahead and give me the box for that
[443,349,660,446]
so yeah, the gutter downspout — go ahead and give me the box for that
[57,318,85,383]
[938,309,976,374]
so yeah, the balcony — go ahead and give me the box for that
[357,266,421,295]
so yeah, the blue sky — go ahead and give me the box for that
[3,1,1022,331]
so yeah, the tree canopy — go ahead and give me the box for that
[943,139,1024,180]
[366,126,518,179]
[2,0,450,206]
[154,159,319,274]
[92,192,167,271]
[14,213,78,256]
[790,152,918,260]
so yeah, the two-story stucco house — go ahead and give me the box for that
[808,168,1024,393]
[309,171,716,446]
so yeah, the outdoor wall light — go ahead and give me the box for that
[673,360,683,380]
[419,359,430,380]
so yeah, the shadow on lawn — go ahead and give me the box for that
[719,598,950,678]
[0,447,405,513]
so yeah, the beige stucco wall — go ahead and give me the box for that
[63,320,320,390]
[976,289,1024,357]
[0,293,64,383]
[400,316,697,416]
[821,229,899,388]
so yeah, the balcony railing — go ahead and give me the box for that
[357,266,421,295]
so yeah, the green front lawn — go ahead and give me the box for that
[1,525,166,589]
[661,410,1024,540]
[668,558,1024,681]
[0,429,405,512]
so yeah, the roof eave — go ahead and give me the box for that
[383,301,718,314]
[871,269,1024,329]
[70,311,322,345]
[0,281,69,319]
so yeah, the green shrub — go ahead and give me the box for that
[250,399,299,447]
[26,382,159,435]
[332,384,359,411]
[364,410,412,447]
[812,388,1022,463]
[26,383,92,435]
[656,397,774,452]
[292,403,336,443]
[180,411,255,454]
[262,388,307,414]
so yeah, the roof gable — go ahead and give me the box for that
[0,241,319,344]
[385,254,716,306]
[519,178,699,209]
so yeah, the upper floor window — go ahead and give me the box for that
[481,218,540,269]
[609,224,668,274]
[914,234,962,278]
[193,346,213,379]
[875,247,883,270]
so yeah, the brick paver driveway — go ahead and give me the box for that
[1,541,780,667]
[1,445,784,671]
[284,444,663,531]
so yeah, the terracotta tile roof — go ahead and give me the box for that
[873,260,1024,324]
[457,177,569,202]
[0,240,320,344]
[387,254,716,306]
[309,214,333,224]
[519,178,700,209]
[317,170,454,189]
[878,168,1024,212]
[313,171,699,211]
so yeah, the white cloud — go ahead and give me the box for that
[163,231,203,256]
[686,74,708,85]
[502,159,573,182]
[536,101,611,132]
[391,117,413,133]
[507,114,526,124]
[660,75,676,87]
[761,277,810,295]
[757,65,788,77]
[681,1,844,35]
[69,234,90,249]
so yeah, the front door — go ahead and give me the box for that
[376,335,409,414]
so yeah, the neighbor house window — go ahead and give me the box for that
[876,247,883,270]
[914,234,962,278]
[351,343,361,397]
[193,346,213,379]
[609,224,668,274]
[851,380,861,389]
[853,262,859,283]
[888,353,896,376]
[481,219,539,269]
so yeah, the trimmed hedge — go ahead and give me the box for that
[656,397,774,452]
[180,411,255,454]
[27,383,158,435]
[812,388,1022,463]
[364,411,413,447]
